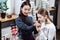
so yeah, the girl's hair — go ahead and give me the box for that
[37,8,52,23]
[19,1,32,26]
[20,1,31,9]
[19,1,31,15]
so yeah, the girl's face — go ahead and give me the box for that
[21,5,31,16]
[37,14,45,23]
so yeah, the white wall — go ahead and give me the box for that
[36,0,55,8]
[15,0,22,15]
[48,0,55,7]
[6,0,23,15]
[6,0,15,15]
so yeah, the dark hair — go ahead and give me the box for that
[19,1,31,15]
[20,1,31,9]
[26,0,30,3]
[37,8,52,23]
[19,1,32,26]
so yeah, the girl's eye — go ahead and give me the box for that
[24,9,27,10]
[24,8,30,11]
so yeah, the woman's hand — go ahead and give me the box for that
[34,21,41,32]
[36,27,40,32]
[34,21,38,26]
[34,21,40,27]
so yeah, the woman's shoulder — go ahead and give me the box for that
[50,23,55,27]
[48,23,56,31]
[15,17,22,21]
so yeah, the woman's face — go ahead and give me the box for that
[21,5,31,16]
[37,14,45,23]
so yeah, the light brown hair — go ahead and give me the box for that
[37,8,53,24]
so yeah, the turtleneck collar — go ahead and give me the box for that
[20,12,28,17]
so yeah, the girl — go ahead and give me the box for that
[15,1,35,40]
[34,8,56,40]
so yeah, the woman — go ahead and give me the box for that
[15,1,35,40]
[34,8,56,40]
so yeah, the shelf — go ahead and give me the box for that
[0,14,18,22]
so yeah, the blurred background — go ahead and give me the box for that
[0,0,60,40]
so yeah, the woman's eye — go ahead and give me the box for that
[28,9,30,11]
[24,9,30,11]
[24,9,27,10]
